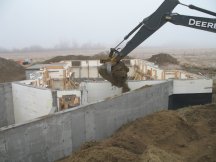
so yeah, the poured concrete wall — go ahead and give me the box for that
[71,60,102,79]
[12,83,57,124]
[169,79,213,109]
[0,83,15,128]
[81,80,167,104]
[212,79,216,103]
[81,81,122,104]
[0,81,171,162]
[173,79,213,94]
[72,67,101,78]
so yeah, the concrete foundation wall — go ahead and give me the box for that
[212,79,216,103]
[81,82,122,104]
[0,81,171,162]
[81,80,167,104]
[12,83,56,124]
[0,83,15,128]
[173,79,213,94]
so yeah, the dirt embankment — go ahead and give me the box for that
[42,53,132,64]
[147,53,179,66]
[58,104,216,162]
[0,57,25,83]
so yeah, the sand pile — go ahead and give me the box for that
[148,53,179,66]
[0,57,25,83]
[59,104,216,162]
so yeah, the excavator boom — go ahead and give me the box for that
[99,0,216,92]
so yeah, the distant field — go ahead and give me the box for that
[0,48,216,68]
[0,49,106,62]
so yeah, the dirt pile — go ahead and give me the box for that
[0,57,25,83]
[42,53,132,64]
[43,55,94,63]
[98,61,130,93]
[59,104,216,162]
[147,53,179,66]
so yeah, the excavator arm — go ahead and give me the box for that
[166,14,216,33]
[110,0,216,62]
[99,0,216,91]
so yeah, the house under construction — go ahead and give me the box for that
[0,58,213,162]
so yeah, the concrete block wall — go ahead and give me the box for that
[0,83,15,128]
[0,81,171,162]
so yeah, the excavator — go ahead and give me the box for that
[98,0,216,92]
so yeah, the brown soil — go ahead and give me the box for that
[42,53,132,64]
[147,53,179,66]
[0,57,26,83]
[42,55,99,63]
[58,104,216,162]
[98,61,130,93]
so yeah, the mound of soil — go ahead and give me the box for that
[43,55,94,64]
[0,57,25,83]
[43,53,132,64]
[147,53,179,66]
[59,104,216,162]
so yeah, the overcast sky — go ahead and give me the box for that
[0,0,216,49]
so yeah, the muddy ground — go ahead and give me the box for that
[58,104,216,162]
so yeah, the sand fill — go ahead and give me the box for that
[58,104,216,162]
[0,57,25,83]
[148,53,179,66]
[98,61,130,93]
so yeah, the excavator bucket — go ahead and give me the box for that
[98,61,130,93]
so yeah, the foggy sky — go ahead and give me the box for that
[0,0,216,49]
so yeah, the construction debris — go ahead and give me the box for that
[0,57,26,83]
[59,104,216,162]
